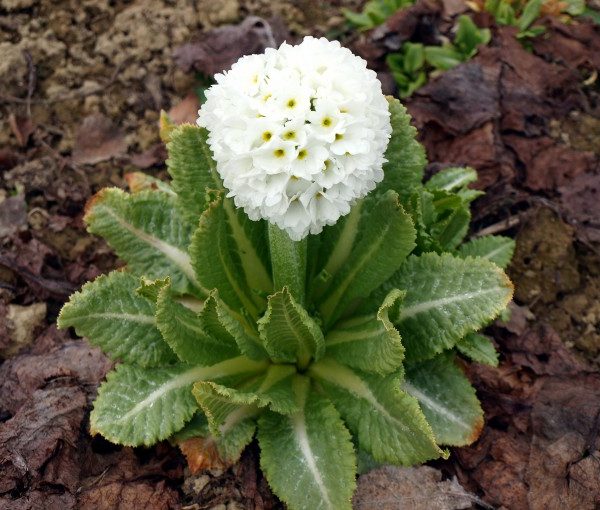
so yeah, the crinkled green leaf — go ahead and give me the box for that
[194,365,297,434]
[432,205,470,250]
[166,124,222,222]
[58,271,176,367]
[404,353,483,446]
[156,282,240,365]
[200,290,268,361]
[458,235,515,269]
[372,252,513,361]
[91,356,266,446]
[425,166,477,192]
[190,197,261,318]
[258,376,356,510]
[377,97,425,200]
[325,289,405,374]
[310,358,444,465]
[223,198,272,298]
[258,287,324,366]
[84,188,202,297]
[319,191,416,328]
[310,201,364,302]
[456,332,499,366]
[135,276,169,303]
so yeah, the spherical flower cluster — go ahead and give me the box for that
[197,36,392,240]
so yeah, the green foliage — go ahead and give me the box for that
[404,353,483,445]
[59,97,514,510]
[343,0,414,30]
[386,15,491,97]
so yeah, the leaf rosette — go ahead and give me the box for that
[58,42,514,510]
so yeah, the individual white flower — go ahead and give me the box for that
[198,36,392,240]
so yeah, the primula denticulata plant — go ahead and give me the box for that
[59,37,514,509]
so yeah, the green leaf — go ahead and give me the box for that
[84,188,202,297]
[456,332,499,366]
[193,365,297,434]
[310,358,443,464]
[58,271,176,367]
[377,97,426,200]
[404,353,483,446]
[200,290,268,361]
[311,201,364,302]
[433,205,470,250]
[190,197,261,318]
[425,166,478,192]
[91,356,267,446]
[458,235,515,269]
[136,276,169,303]
[372,252,513,361]
[156,282,240,365]
[258,288,324,367]
[222,198,272,298]
[166,124,222,223]
[258,376,356,510]
[319,191,416,328]
[517,0,542,30]
[403,42,425,73]
[454,15,491,57]
[325,289,405,374]
[424,46,464,70]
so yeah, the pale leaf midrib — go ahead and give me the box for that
[214,218,259,318]
[278,296,312,363]
[321,219,393,320]
[311,360,410,434]
[398,286,503,320]
[323,202,362,277]
[403,381,471,431]
[440,173,473,191]
[326,325,384,346]
[75,312,155,325]
[291,384,334,510]
[223,199,272,293]
[117,356,266,423]
[101,205,203,292]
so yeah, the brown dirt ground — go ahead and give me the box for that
[1,1,599,509]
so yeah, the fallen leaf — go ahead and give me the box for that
[173,16,279,76]
[167,92,199,125]
[559,172,600,242]
[72,114,127,165]
[1,302,47,357]
[0,194,27,237]
[354,465,480,510]
[8,113,35,147]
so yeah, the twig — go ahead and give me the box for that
[473,215,521,237]
[22,50,36,117]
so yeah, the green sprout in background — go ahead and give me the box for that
[387,15,491,97]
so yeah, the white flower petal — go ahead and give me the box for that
[198,36,392,240]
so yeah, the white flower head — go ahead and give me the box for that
[198,36,392,240]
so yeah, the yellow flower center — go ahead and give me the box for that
[298,149,308,160]
[274,149,285,158]
[287,99,297,108]
[283,130,296,140]
[322,117,332,127]
[262,131,273,141]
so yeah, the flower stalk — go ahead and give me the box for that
[268,223,307,306]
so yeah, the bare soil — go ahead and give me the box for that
[1,1,599,509]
